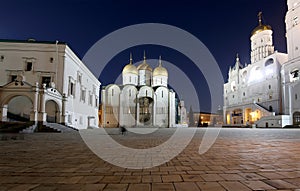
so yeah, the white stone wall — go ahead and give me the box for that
[0,41,100,129]
[250,30,274,63]
[119,85,138,127]
[224,52,288,125]
[152,75,168,87]
[123,73,138,86]
[62,46,100,129]
[154,87,169,127]
[286,0,300,60]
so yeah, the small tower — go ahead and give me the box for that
[137,51,152,86]
[122,53,138,86]
[286,0,300,60]
[229,54,242,90]
[250,12,274,63]
[152,56,168,87]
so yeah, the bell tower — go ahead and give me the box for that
[286,0,300,60]
[250,12,274,64]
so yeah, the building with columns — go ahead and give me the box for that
[224,0,300,127]
[0,39,100,129]
[101,54,182,128]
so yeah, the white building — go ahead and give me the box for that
[281,0,300,126]
[101,53,181,128]
[0,39,100,129]
[224,0,300,127]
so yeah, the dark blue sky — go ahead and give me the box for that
[0,0,288,112]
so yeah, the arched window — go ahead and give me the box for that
[112,89,114,96]
[265,58,274,67]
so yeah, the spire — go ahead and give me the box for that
[236,53,240,63]
[235,53,241,70]
[159,55,162,67]
[129,52,133,64]
[258,11,262,26]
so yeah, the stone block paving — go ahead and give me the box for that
[1,128,300,190]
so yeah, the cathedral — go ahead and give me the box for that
[101,53,184,128]
[224,0,300,127]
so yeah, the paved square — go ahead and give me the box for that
[1,128,300,190]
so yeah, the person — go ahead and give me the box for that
[120,126,127,135]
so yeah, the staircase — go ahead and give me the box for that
[253,101,275,117]
[46,123,77,133]
[20,123,76,133]
[19,123,37,133]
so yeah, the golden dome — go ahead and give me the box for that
[122,54,138,75]
[251,24,272,36]
[137,51,153,71]
[251,12,272,36]
[153,56,168,77]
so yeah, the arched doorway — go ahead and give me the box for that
[139,97,153,126]
[45,100,59,123]
[7,96,32,121]
[293,112,300,126]
[232,109,243,124]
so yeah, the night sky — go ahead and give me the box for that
[0,0,288,112]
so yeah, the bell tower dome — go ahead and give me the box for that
[250,12,274,63]
[286,0,300,60]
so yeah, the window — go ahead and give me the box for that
[95,97,98,107]
[81,89,86,102]
[293,16,299,26]
[290,69,299,82]
[25,62,32,71]
[265,58,274,67]
[69,82,75,96]
[79,116,83,125]
[162,91,164,98]
[269,94,272,99]
[243,92,245,96]
[89,94,93,105]
[233,95,234,98]
[78,75,82,84]
[146,90,148,97]
[112,89,114,96]
[269,85,271,89]
[129,89,131,97]
[0,55,4,62]
[129,76,131,83]
[11,75,17,82]
[296,94,298,100]
[50,57,54,63]
[68,115,72,124]
[42,77,51,88]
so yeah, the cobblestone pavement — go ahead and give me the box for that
[1,128,300,191]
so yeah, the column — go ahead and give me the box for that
[61,93,67,125]
[0,105,8,121]
[136,98,141,126]
[30,82,39,122]
[38,84,47,122]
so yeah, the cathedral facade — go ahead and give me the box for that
[101,54,178,128]
[224,0,300,127]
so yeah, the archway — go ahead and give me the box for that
[45,100,59,123]
[293,112,300,126]
[7,96,32,121]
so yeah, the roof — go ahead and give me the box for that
[0,39,67,45]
